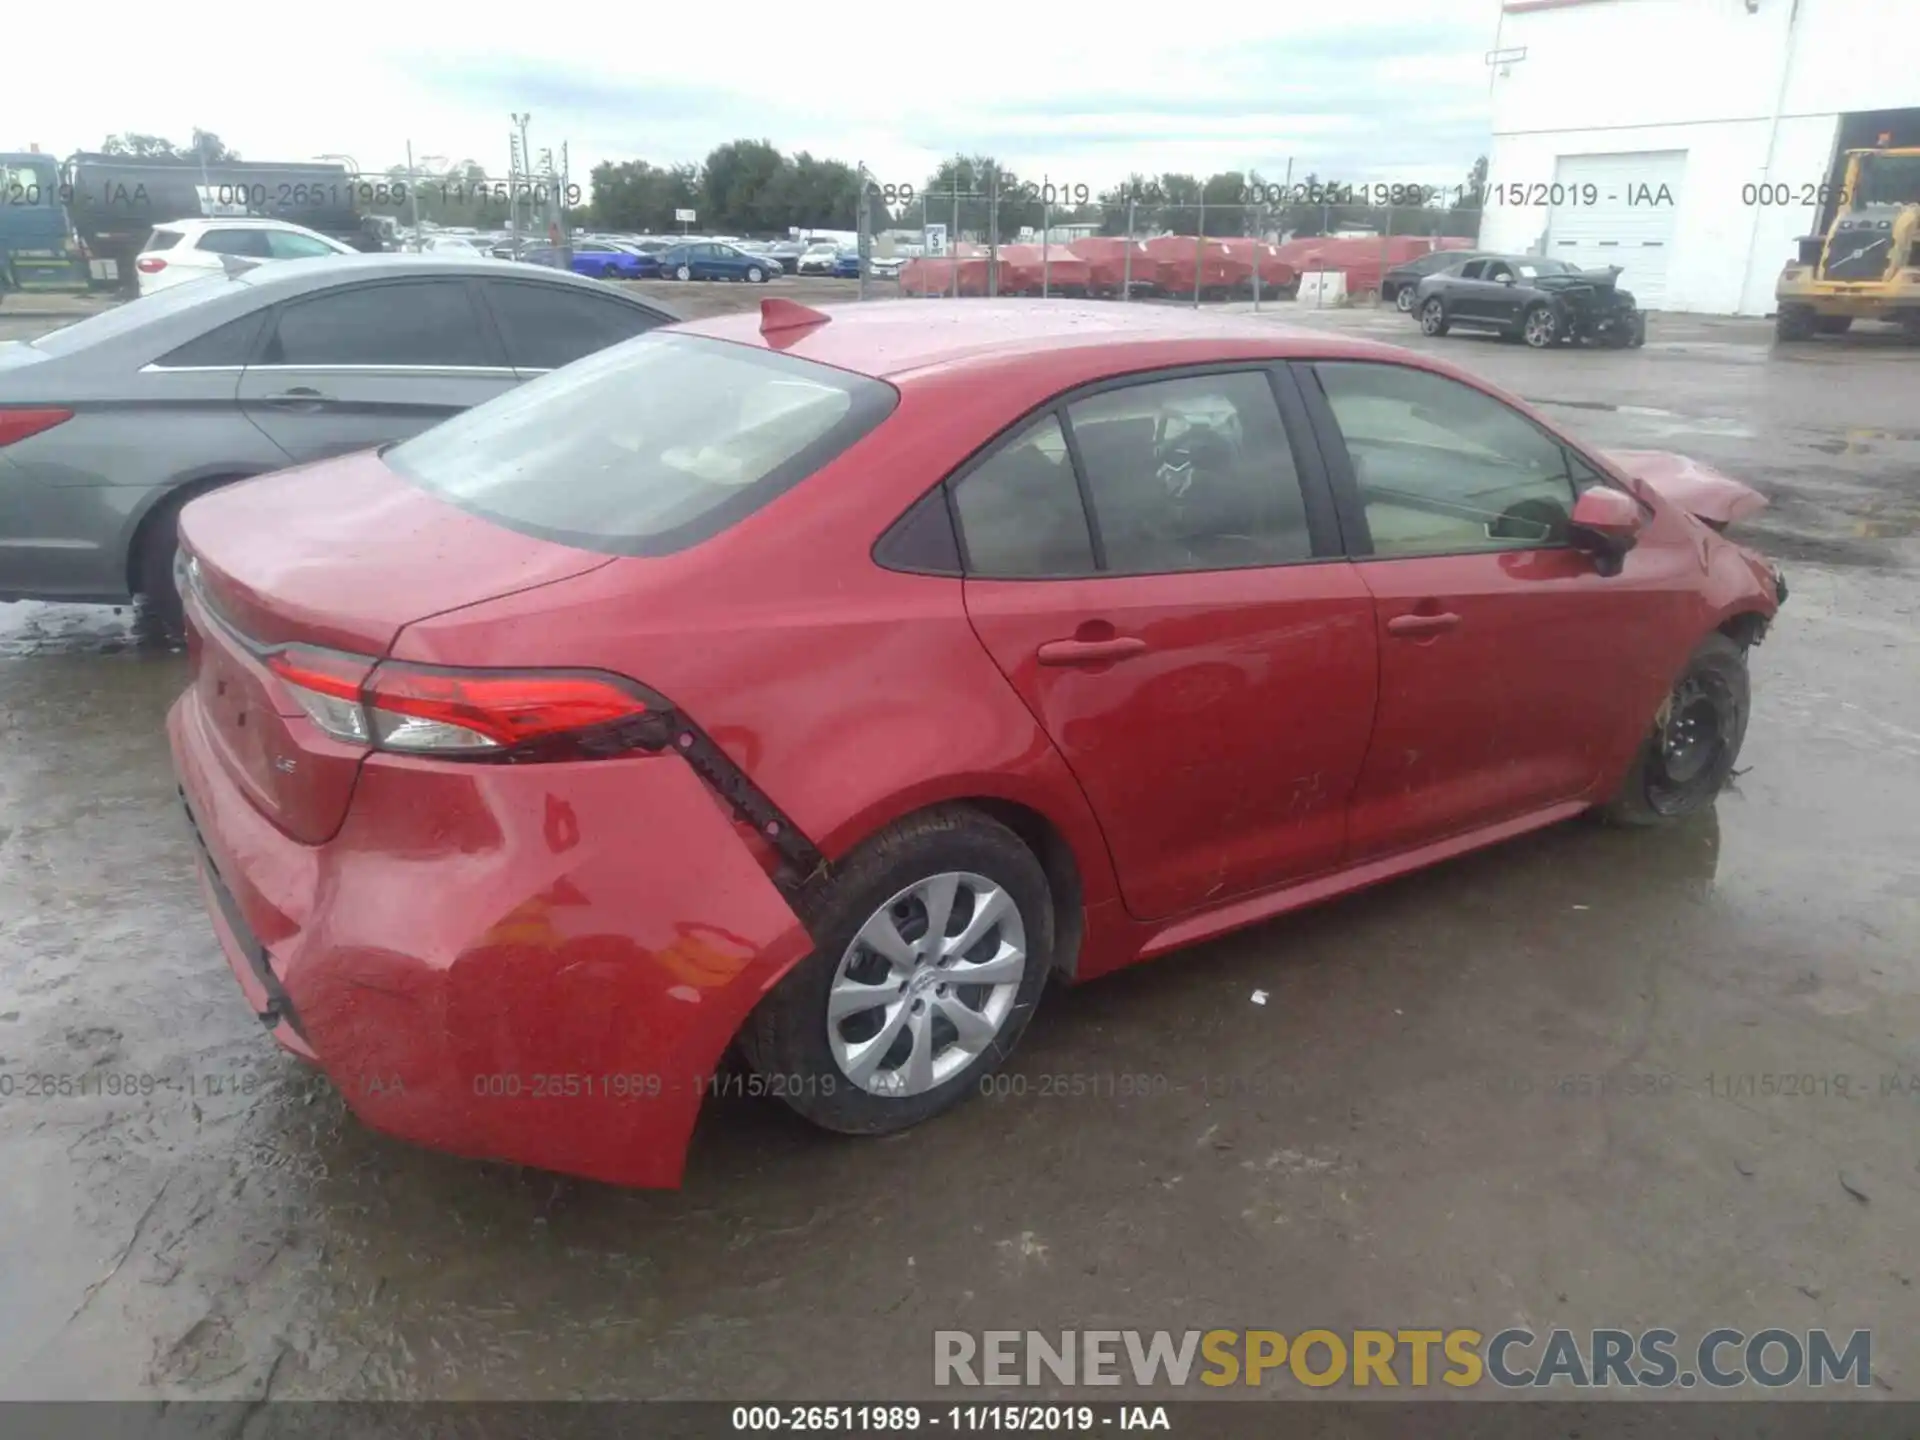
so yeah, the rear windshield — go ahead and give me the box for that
[383,333,897,555]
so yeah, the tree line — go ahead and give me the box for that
[588,145,1487,241]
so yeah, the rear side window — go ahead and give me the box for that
[383,333,897,555]
[1066,372,1312,573]
[260,281,495,367]
[153,309,268,368]
[951,414,1095,577]
[198,229,273,258]
[144,228,184,252]
[483,280,665,370]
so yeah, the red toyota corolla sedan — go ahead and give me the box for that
[168,298,1786,1187]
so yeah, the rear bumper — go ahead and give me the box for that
[167,687,815,1189]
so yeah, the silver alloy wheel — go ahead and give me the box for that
[1396,285,1416,312]
[748,266,764,282]
[676,264,691,281]
[827,871,1027,1097]
[1525,306,1558,347]
[1421,299,1446,334]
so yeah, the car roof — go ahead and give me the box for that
[155,216,333,236]
[678,299,1416,382]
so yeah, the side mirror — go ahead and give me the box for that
[1569,487,1645,576]
[1499,274,1516,285]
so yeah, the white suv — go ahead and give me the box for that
[135,218,356,295]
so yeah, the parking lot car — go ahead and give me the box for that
[795,241,843,275]
[1415,255,1648,349]
[655,241,775,282]
[167,298,1785,1189]
[1382,248,1488,312]
[135,218,357,296]
[562,239,650,280]
[0,255,678,616]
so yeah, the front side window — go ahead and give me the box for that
[1313,362,1580,557]
[384,333,896,554]
[265,230,338,260]
[1066,372,1313,573]
[262,281,494,367]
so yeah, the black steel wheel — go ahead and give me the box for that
[1602,633,1752,825]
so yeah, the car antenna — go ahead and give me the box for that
[760,298,831,336]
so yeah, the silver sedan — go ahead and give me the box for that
[0,254,677,615]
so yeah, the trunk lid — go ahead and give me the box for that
[177,449,615,843]
[177,449,616,656]
[1604,449,1769,528]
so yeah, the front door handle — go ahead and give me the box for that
[1386,611,1461,637]
[1037,636,1148,666]
[259,387,330,411]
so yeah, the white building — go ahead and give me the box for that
[1481,0,1920,314]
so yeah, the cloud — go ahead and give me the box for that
[8,0,1496,197]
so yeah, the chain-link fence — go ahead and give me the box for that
[864,184,1482,309]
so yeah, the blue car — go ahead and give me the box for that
[655,241,777,283]
[831,249,862,279]
[518,241,646,280]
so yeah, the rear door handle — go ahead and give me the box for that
[1386,612,1462,637]
[259,387,330,411]
[1037,636,1148,666]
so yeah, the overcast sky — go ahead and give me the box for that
[10,2,1499,193]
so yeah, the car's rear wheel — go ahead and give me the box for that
[1395,285,1416,312]
[1522,303,1559,348]
[675,264,692,281]
[744,807,1052,1135]
[1601,633,1751,826]
[1420,297,1450,336]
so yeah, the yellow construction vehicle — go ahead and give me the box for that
[1774,143,1920,341]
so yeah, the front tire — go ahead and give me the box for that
[1601,633,1751,826]
[1420,297,1450,336]
[745,807,1053,1135]
[1522,303,1559,349]
[1813,314,1852,335]
[747,265,765,283]
[1774,304,1815,342]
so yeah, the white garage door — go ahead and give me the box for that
[1547,151,1686,309]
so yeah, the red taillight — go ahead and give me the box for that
[367,667,649,748]
[264,646,649,755]
[136,256,168,273]
[0,408,74,448]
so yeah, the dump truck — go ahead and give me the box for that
[1774,143,1920,341]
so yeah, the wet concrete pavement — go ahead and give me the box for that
[1,300,1917,1401]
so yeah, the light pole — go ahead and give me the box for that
[511,113,532,240]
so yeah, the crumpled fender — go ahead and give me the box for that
[1605,450,1770,528]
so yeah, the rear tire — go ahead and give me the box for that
[1600,633,1751,827]
[132,490,198,628]
[744,807,1053,1136]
